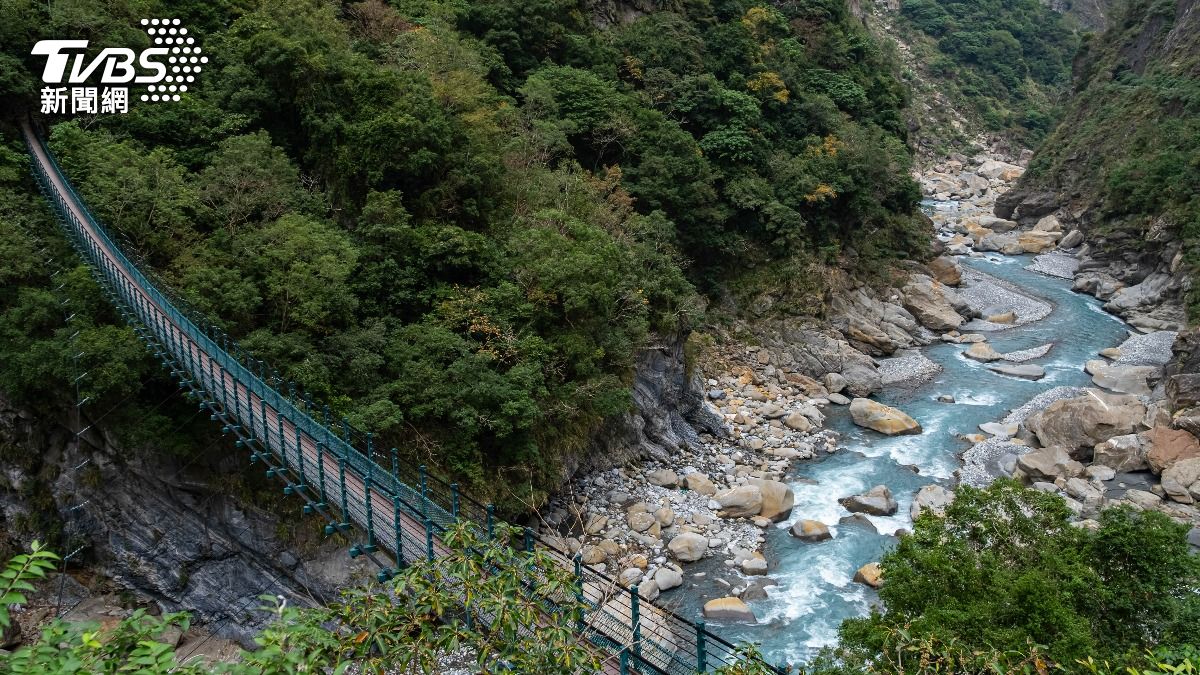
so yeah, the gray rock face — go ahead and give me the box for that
[0,394,367,647]
[839,485,898,516]
[575,332,721,477]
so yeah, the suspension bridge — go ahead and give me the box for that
[21,119,784,674]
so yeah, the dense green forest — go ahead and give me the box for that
[897,0,1081,144]
[1018,0,1200,313]
[0,0,927,510]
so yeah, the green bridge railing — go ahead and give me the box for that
[22,121,783,674]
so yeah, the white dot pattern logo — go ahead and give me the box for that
[139,19,204,105]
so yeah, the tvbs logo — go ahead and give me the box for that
[33,18,205,115]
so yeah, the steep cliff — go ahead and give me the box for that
[997,0,1199,327]
[0,394,371,646]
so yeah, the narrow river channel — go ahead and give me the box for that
[684,249,1131,665]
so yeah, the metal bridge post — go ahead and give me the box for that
[322,404,331,427]
[392,496,405,568]
[390,447,399,480]
[316,442,328,507]
[574,553,585,631]
[337,457,350,531]
[366,432,374,464]
[419,465,429,519]
[630,585,641,661]
[364,468,377,553]
[341,417,351,443]
[278,414,290,474]
[620,648,630,675]
[486,504,495,540]
[695,620,707,673]
[524,527,533,553]
[294,430,306,490]
[424,518,435,563]
[451,483,460,521]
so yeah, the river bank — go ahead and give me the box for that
[540,147,1200,666]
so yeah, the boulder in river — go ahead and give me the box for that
[840,485,898,516]
[988,363,1045,380]
[1084,360,1157,396]
[964,342,1003,362]
[849,398,922,435]
[703,597,757,623]
[853,562,883,588]
[790,519,832,542]
[747,479,794,522]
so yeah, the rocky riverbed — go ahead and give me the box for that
[539,146,1200,664]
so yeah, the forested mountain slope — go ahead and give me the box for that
[0,0,926,512]
[999,0,1200,318]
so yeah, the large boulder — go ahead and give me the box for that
[977,159,1024,181]
[748,479,794,522]
[1085,360,1157,396]
[964,342,1003,362]
[790,519,832,542]
[927,257,962,286]
[1144,427,1200,474]
[849,398,922,435]
[842,357,883,398]
[910,484,954,519]
[1093,434,1149,472]
[1018,230,1061,254]
[902,276,965,332]
[667,532,709,562]
[1060,229,1084,249]
[654,567,683,591]
[713,485,763,518]
[839,485,899,516]
[1014,446,1084,482]
[646,468,679,487]
[1024,390,1146,458]
[703,597,757,623]
[853,562,883,588]
[684,473,717,496]
[1161,458,1200,504]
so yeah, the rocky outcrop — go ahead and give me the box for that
[0,394,368,647]
[575,332,723,477]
